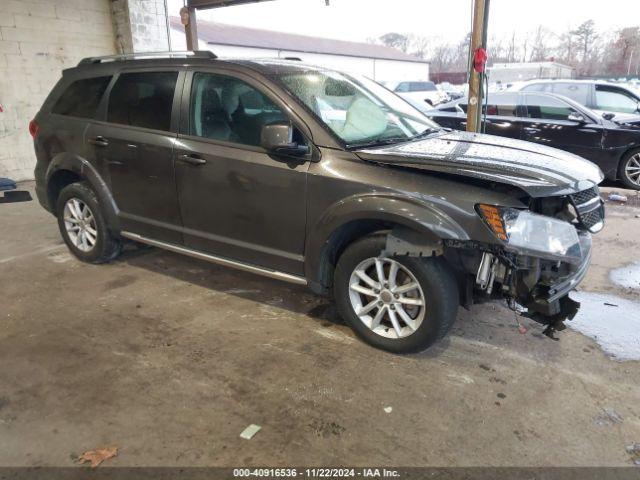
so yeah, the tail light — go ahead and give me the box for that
[29,119,39,138]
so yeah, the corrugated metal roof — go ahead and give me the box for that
[170,17,427,64]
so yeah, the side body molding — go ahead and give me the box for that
[305,193,470,290]
[45,153,120,231]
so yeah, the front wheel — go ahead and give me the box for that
[619,149,640,190]
[334,234,459,354]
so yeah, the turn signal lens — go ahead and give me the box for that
[477,204,508,241]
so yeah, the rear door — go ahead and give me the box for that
[87,70,184,243]
[521,93,604,160]
[173,68,311,275]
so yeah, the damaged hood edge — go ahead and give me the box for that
[355,131,604,197]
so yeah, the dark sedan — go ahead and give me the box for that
[426,92,640,189]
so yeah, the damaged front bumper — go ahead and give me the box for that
[446,231,593,338]
[518,232,592,337]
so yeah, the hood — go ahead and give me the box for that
[356,130,604,197]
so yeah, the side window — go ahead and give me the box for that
[551,83,590,105]
[483,93,518,117]
[525,94,578,121]
[190,72,290,147]
[521,83,548,93]
[595,86,640,114]
[412,82,437,92]
[107,72,178,131]
[52,76,112,118]
[394,82,410,93]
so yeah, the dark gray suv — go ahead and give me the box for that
[32,52,605,353]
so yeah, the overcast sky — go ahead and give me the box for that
[167,0,639,43]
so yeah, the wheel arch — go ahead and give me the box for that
[45,153,120,231]
[305,194,469,294]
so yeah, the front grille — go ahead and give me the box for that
[570,187,599,205]
[570,187,604,233]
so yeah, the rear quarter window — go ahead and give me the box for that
[51,76,112,118]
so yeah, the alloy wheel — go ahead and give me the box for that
[625,153,640,187]
[63,198,98,252]
[348,257,426,339]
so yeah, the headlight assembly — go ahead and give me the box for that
[477,204,582,263]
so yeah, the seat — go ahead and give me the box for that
[200,85,232,141]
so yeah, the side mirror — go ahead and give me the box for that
[602,112,616,121]
[261,122,309,156]
[567,113,586,123]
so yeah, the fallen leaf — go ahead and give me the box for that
[77,446,118,468]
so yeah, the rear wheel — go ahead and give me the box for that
[56,182,121,263]
[334,233,459,353]
[619,149,640,190]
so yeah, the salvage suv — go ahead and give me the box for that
[31,52,605,353]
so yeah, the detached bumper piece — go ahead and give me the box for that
[0,178,32,204]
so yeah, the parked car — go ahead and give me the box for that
[427,92,640,189]
[437,82,465,101]
[31,52,604,353]
[385,80,450,109]
[508,79,640,122]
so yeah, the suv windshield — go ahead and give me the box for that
[277,69,439,148]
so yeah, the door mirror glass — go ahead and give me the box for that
[261,122,309,156]
[567,113,586,123]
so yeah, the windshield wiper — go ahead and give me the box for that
[346,136,412,150]
[408,127,439,141]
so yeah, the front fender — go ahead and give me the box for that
[46,153,120,231]
[305,193,469,288]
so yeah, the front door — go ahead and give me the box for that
[87,70,184,243]
[174,70,310,275]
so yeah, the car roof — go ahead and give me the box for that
[66,54,340,78]
[515,78,638,90]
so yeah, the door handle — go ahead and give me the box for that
[524,127,540,134]
[88,136,109,147]
[178,154,207,166]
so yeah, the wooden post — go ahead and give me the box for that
[181,6,199,51]
[466,0,490,133]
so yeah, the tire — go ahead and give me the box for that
[334,233,459,354]
[618,149,640,190]
[56,182,122,264]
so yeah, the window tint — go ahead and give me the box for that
[483,93,518,117]
[107,72,177,131]
[525,94,578,121]
[190,72,290,147]
[595,86,640,114]
[551,83,590,105]
[52,76,111,118]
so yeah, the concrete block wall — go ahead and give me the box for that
[0,0,116,180]
[0,0,170,181]
[111,0,170,54]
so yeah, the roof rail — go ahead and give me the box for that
[77,50,217,66]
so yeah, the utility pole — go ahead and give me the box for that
[466,0,490,133]
[180,5,199,51]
